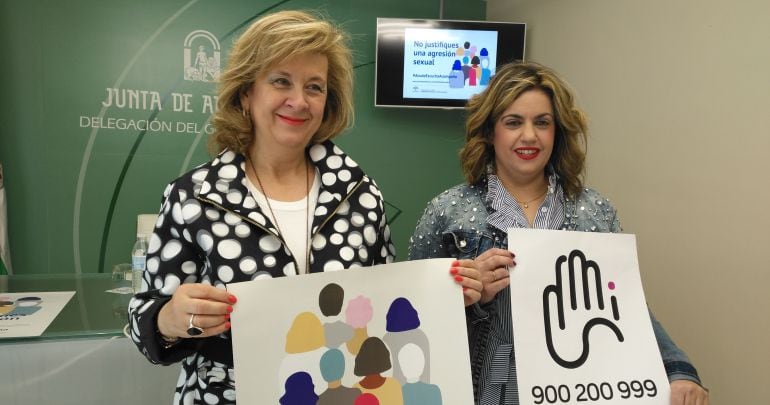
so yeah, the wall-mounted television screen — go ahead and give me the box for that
[375,18,526,109]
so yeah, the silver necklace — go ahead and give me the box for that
[247,157,310,274]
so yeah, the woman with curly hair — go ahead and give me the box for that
[128,10,395,404]
[409,61,708,405]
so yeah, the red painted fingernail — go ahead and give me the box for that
[451,260,460,267]
[510,252,516,258]
[462,287,468,291]
[449,268,459,275]
[228,295,237,304]
[512,260,517,266]
[227,306,233,313]
[454,275,463,282]
[225,321,231,329]
[224,314,230,320]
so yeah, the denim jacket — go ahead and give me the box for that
[409,178,701,405]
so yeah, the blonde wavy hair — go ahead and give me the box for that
[208,10,354,154]
[460,61,589,198]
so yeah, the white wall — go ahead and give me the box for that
[488,0,770,403]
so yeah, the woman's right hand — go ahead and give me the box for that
[157,283,236,339]
[473,248,516,304]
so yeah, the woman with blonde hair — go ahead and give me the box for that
[129,10,395,403]
[409,61,708,405]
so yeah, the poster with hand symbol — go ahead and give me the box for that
[508,229,669,405]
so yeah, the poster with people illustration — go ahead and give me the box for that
[0,291,75,337]
[402,27,497,100]
[228,258,473,405]
[507,229,669,405]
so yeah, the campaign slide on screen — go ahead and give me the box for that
[402,28,498,100]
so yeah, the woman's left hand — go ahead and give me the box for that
[670,380,709,405]
[449,260,483,306]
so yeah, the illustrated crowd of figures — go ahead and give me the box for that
[278,283,442,405]
[0,296,42,320]
[448,41,492,88]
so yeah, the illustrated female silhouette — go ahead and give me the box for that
[279,371,318,405]
[353,337,403,405]
[382,298,430,384]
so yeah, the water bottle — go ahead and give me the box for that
[131,234,148,293]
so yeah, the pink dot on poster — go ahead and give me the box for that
[608,281,616,290]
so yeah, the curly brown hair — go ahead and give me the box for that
[208,10,353,154]
[460,61,588,198]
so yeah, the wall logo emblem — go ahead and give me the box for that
[183,30,221,82]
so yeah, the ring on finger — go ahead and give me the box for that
[187,314,205,336]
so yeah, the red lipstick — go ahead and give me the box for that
[514,147,540,160]
[277,114,306,126]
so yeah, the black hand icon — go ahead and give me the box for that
[543,249,623,369]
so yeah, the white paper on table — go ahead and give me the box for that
[508,229,669,405]
[228,258,473,404]
[0,291,75,338]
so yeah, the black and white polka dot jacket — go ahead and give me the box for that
[128,140,395,404]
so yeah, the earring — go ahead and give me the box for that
[242,108,250,119]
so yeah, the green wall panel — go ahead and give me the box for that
[0,0,485,274]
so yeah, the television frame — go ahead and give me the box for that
[375,18,526,109]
